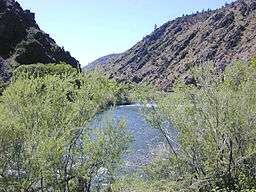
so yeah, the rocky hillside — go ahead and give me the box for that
[0,0,80,82]
[102,0,256,90]
[0,57,8,82]
[83,53,121,71]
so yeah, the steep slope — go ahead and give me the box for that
[0,56,8,82]
[83,53,121,71]
[0,0,80,82]
[103,0,256,90]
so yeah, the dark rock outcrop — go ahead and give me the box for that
[102,0,256,90]
[0,0,80,82]
[0,56,9,82]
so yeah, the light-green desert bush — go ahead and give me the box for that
[0,70,131,191]
[133,61,256,191]
[12,63,78,80]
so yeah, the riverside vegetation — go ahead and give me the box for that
[0,0,256,191]
[114,59,256,192]
[0,60,255,192]
[0,64,132,191]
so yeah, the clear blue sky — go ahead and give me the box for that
[18,0,234,66]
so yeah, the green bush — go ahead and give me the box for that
[134,61,256,191]
[12,63,78,80]
[0,71,131,191]
[112,175,181,192]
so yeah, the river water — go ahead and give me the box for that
[90,104,174,169]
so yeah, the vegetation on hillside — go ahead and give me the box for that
[12,63,79,79]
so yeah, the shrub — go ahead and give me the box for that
[134,61,256,191]
[0,72,131,191]
[12,63,78,80]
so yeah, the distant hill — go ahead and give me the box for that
[102,0,256,90]
[83,54,121,71]
[0,0,80,83]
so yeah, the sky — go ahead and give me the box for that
[18,0,234,67]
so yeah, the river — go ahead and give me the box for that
[90,104,176,169]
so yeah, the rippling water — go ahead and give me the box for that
[90,104,174,169]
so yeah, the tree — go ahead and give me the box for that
[0,70,131,191]
[154,24,158,31]
[12,63,78,80]
[134,61,256,191]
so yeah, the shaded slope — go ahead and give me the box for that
[0,0,80,82]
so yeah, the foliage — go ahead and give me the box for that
[130,83,164,104]
[12,63,78,80]
[0,70,131,191]
[133,61,256,191]
[115,83,133,105]
[112,174,180,192]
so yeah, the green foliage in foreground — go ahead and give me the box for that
[123,61,256,191]
[0,69,131,191]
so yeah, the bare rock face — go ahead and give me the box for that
[102,0,256,90]
[0,0,80,82]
